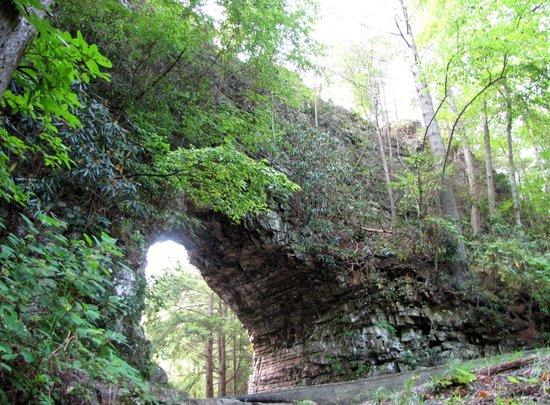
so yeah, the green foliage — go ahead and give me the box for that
[0,214,146,402]
[159,143,300,221]
[435,366,477,389]
[39,93,153,216]
[176,98,275,151]
[278,117,385,257]
[1,0,112,203]
[0,5,160,400]
[218,0,316,68]
[54,0,315,131]
[416,0,549,229]
[392,150,441,219]
[424,216,466,260]
[326,355,343,374]
[144,267,251,397]
[373,321,396,335]
[469,228,550,314]
[52,0,310,222]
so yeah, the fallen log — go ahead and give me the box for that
[477,355,550,376]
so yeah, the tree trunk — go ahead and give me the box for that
[270,92,275,133]
[482,99,497,217]
[524,119,549,194]
[363,82,396,223]
[369,97,396,223]
[218,301,227,397]
[0,1,52,97]
[448,94,481,236]
[232,332,237,395]
[381,86,394,161]
[534,143,549,194]
[377,124,397,223]
[462,140,481,235]
[382,86,397,208]
[398,0,468,284]
[503,81,522,228]
[205,293,214,398]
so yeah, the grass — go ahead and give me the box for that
[455,347,550,371]
[370,347,550,404]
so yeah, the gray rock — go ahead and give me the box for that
[400,328,421,343]
[151,366,169,385]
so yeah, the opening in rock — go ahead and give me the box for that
[143,240,252,397]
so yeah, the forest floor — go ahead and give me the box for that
[202,348,550,405]
[409,349,550,404]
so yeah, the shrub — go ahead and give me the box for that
[0,214,146,403]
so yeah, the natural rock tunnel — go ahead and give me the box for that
[148,206,544,394]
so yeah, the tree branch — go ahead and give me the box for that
[134,47,187,103]
[394,16,411,49]
[421,54,456,150]
[116,168,187,180]
[441,55,508,178]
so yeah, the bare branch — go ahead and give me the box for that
[441,55,508,178]
[134,47,187,102]
[420,54,456,150]
[394,16,411,48]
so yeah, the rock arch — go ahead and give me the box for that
[144,208,542,394]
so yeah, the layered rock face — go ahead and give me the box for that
[170,209,544,394]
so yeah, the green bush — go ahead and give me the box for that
[0,214,146,403]
[470,228,550,314]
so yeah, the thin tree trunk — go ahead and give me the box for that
[448,94,481,236]
[392,95,401,156]
[232,332,237,395]
[218,301,227,397]
[377,133,396,222]
[205,293,214,398]
[482,99,497,217]
[381,86,394,161]
[525,119,549,194]
[462,139,481,235]
[503,80,522,228]
[371,100,396,223]
[534,143,549,194]
[226,330,243,395]
[382,87,396,210]
[398,0,468,284]
[270,92,275,133]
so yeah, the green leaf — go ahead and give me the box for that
[20,349,35,364]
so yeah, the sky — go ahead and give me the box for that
[307,0,421,120]
[145,240,198,283]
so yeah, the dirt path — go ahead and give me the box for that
[183,349,550,405]
[233,366,446,404]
